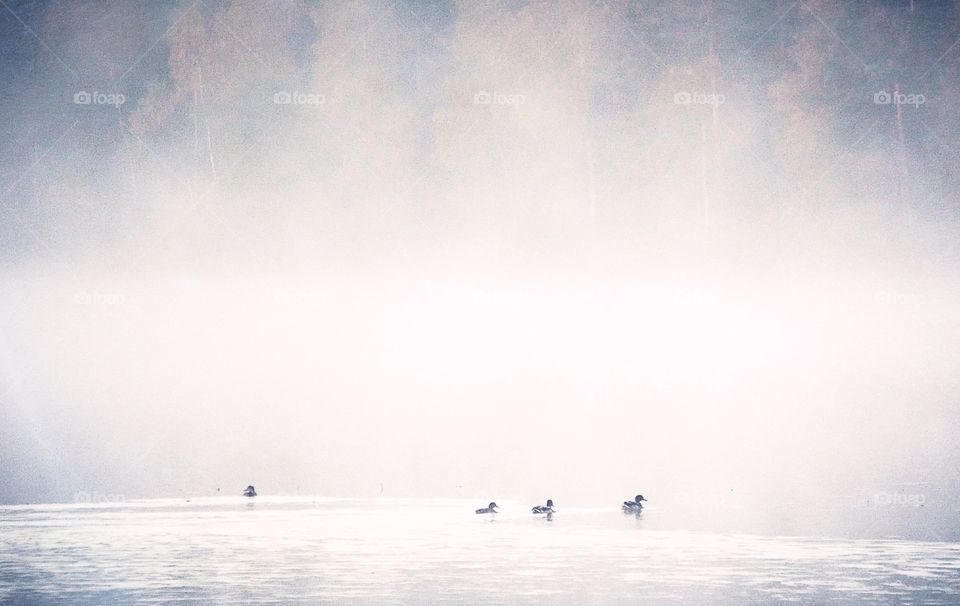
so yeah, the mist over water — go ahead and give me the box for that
[1,0,959,544]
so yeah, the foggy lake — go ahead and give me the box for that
[3,0,960,603]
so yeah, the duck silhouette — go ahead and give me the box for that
[475,501,498,514]
[531,499,555,514]
[622,494,646,513]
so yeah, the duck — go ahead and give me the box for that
[475,501,499,514]
[531,499,555,514]
[622,494,646,513]
[242,485,257,497]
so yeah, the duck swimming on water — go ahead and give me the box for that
[531,499,555,514]
[622,494,646,513]
[242,485,257,497]
[475,502,499,514]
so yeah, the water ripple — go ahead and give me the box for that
[1,498,959,605]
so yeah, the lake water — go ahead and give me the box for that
[2,497,959,604]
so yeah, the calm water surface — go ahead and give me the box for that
[1,497,959,605]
